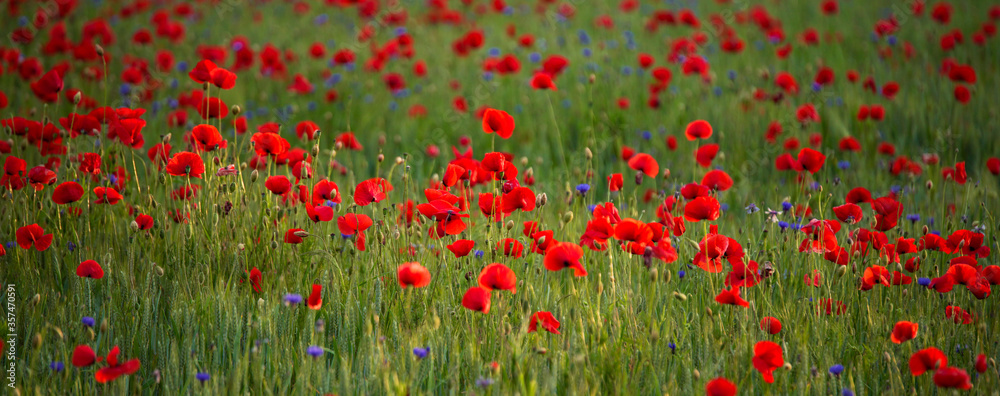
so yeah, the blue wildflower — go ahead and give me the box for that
[781,202,793,212]
[196,372,210,382]
[778,221,790,231]
[283,294,303,305]
[82,316,95,327]
[576,184,591,195]
[745,204,759,214]
[906,214,920,224]
[641,131,652,140]
[476,377,494,387]
[678,270,685,279]
[838,160,851,170]
[50,361,64,372]
[842,389,854,396]
[413,347,430,359]
[307,345,323,357]
[829,364,844,376]
[917,277,931,287]
[474,250,485,259]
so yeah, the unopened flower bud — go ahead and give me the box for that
[231,105,241,115]
[73,91,82,105]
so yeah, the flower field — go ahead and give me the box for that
[1,0,999,394]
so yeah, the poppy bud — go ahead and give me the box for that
[270,240,279,250]
[257,298,265,310]
[692,369,700,380]
[505,220,514,230]
[597,275,604,295]
[51,326,64,340]
[925,180,933,190]
[536,193,547,207]
[294,231,310,238]
[835,265,847,278]
[130,221,139,232]
[229,182,237,193]
[535,347,548,355]
[635,172,644,185]
[231,105,241,115]
[649,268,658,282]
[154,264,164,276]
[783,362,793,371]
[395,156,403,165]
[520,157,529,166]
[884,352,893,363]
[95,44,105,56]
[706,307,713,317]
[250,170,259,183]
[432,313,441,329]
[203,82,209,91]
[158,172,166,184]
[673,291,688,301]
[562,211,574,223]
[73,91,82,105]
[33,333,42,349]
[377,154,384,162]
[330,149,337,159]
[100,319,108,332]
[584,147,593,159]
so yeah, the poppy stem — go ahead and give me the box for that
[544,93,570,181]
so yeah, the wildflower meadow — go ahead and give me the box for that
[1,0,999,394]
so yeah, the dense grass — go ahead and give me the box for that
[2,0,999,394]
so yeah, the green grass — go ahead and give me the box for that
[2,0,999,394]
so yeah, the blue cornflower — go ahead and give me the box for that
[678,270,685,279]
[413,347,430,359]
[576,184,591,195]
[745,204,759,214]
[838,160,850,170]
[778,221,790,231]
[50,361,64,372]
[474,250,485,259]
[196,372,210,382]
[829,364,844,376]
[476,377,494,387]
[906,214,920,224]
[283,294,303,305]
[918,277,931,287]
[82,317,95,327]
[307,345,323,357]
[781,201,793,212]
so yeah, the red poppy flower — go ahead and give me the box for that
[910,347,948,376]
[446,239,475,258]
[307,284,323,309]
[882,81,900,99]
[31,69,64,103]
[528,311,561,334]
[197,97,228,119]
[478,263,517,294]
[305,204,334,223]
[26,166,56,190]
[284,228,307,244]
[795,148,826,174]
[461,287,491,313]
[832,203,863,224]
[695,144,719,167]
[252,132,291,157]
[501,186,536,213]
[715,286,749,307]
[265,175,291,195]
[933,367,972,390]
[987,157,1000,175]
[165,152,205,178]
[209,67,237,89]
[953,85,971,103]
[684,119,712,140]
[188,59,217,84]
[72,345,97,367]
[891,321,918,344]
[135,214,154,230]
[191,124,226,151]
[482,108,515,139]
[354,178,393,206]
[93,187,123,205]
[752,341,784,383]
[398,262,431,288]
[248,267,262,293]
[872,196,903,231]
[95,346,141,383]
[543,242,587,276]
[701,170,733,191]
[760,317,782,335]
[976,354,988,374]
[52,181,84,204]
[627,153,659,177]
[72,259,105,279]
[684,196,721,222]
[312,180,341,205]
[530,73,557,90]
[607,173,623,191]
[16,224,53,251]
[845,187,873,204]
[705,377,737,396]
